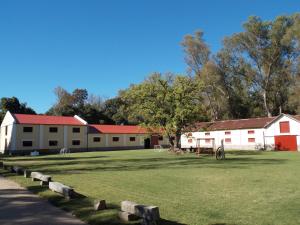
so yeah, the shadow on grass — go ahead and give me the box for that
[2,153,288,175]
[5,155,109,162]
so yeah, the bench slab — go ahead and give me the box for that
[49,181,74,199]
[31,172,52,182]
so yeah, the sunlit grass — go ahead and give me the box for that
[1,150,300,225]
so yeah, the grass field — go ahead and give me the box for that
[1,149,300,225]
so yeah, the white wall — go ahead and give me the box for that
[181,115,300,151]
[265,115,300,150]
[181,128,265,150]
[0,112,16,153]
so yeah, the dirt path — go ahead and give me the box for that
[0,176,86,225]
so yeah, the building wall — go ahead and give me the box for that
[181,128,265,150]
[10,124,88,152]
[41,125,65,150]
[15,124,40,151]
[181,115,300,151]
[88,134,107,148]
[99,134,147,148]
[0,112,16,153]
[265,116,300,150]
[66,125,88,150]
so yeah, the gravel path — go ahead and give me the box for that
[0,176,86,225]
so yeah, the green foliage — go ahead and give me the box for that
[0,97,36,123]
[102,97,133,125]
[121,73,204,146]
[182,14,300,119]
[224,15,300,117]
[46,87,114,124]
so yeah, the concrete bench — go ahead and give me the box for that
[120,201,160,224]
[49,182,74,199]
[31,172,52,185]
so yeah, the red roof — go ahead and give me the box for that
[89,124,150,134]
[193,114,300,131]
[194,117,276,131]
[13,114,85,125]
[293,115,300,121]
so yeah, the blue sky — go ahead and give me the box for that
[0,0,298,113]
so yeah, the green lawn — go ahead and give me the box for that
[1,150,300,225]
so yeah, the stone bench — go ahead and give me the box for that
[120,200,160,224]
[49,181,74,199]
[31,172,52,185]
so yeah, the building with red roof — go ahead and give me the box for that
[181,114,300,151]
[0,111,168,154]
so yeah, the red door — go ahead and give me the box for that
[150,135,159,148]
[274,135,297,151]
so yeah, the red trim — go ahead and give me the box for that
[205,139,210,143]
[248,138,255,143]
[225,138,231,143]
[279,121,290,133]
[248,130,255,134]
[225,131,231,135]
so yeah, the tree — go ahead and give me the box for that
[182,30,210,76]
[224,15,300,117]
[102,96,133,125]
[121,73,204,147]
[47,87,114,124]
[72,89,88,108]
[0,97,36,123]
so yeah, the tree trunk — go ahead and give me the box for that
[168,134,175,148]
[175,130,181,148]
[263,90,272,117]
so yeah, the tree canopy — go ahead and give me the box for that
[0,97,36,122]
[120,73,205,147]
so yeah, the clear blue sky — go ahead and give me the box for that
[0,0,298,113]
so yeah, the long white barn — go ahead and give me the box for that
[181,114,300,151]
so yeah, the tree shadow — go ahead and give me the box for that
[2,154,288,176]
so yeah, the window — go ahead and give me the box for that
[93,137,101,142]
[248,138,255,143]
[280,121,290,133]
[248,130,255,134]
[225,131,231,135]
[205,132,210,136]
[5,126,7,135]
[188,139,193,143]
[49,140,58,146]
[205,139,211,143]
[72,127,80,133]
[23,127,33,132]
[158,135,163,141]
[112,137,119,142]
[22,141,32,147]
[225,138,231,143]
[129,137,136,142]
[49,127,58,133]
[72,140,80,146]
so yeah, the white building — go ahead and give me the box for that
[181,114,300,151]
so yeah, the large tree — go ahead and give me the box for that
[224,15,300,117]
[47,87,114,124]
[0,97,36,123]
[182,31,226,120]
[121,73,204,147]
